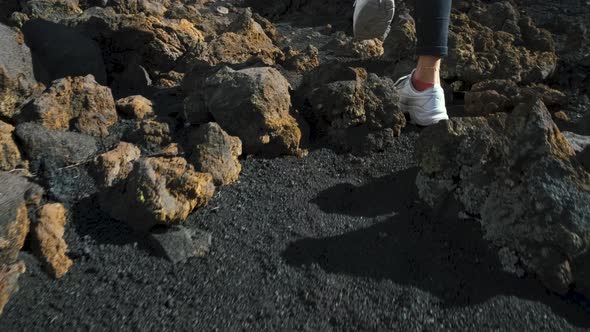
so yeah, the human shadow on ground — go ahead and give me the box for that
[284,167,590,327]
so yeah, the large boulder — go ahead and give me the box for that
[444,2,557,84]
[464,80,567,115]
[32,203,72,278]
[65,7,204,81]
[15,123,99,202]
[184,66,303,156]
[0,121,25,172]
[0,172,43,265]
[100,155,215,231]
[415,99,590,295]
[18,75,118,137]
[22,19,107,85]
[179,9,283,71]
[0,23,42,120]
[188,122,242,186]
[294,63,406,153]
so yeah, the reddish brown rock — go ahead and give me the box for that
[281,45,320,73]
[92,142,141,189]
[351,39,384,59]
[184,9,283,68]
[0,261,25,315]
[124,119,172,152]
[100,156,215,231]
[19,75,118,137]
[188,122,242,186]
[32,203,72,279]
[116,95,154,120]
[185,66,303,156]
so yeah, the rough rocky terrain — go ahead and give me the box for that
[0,0,589,329]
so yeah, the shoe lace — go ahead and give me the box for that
[393,74,410,89]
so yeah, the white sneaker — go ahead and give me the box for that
[353,0,395,40]
[394,70,449,126]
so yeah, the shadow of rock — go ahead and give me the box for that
[22,19,107,86]
[285,167,590,327]
[69,195,142,247]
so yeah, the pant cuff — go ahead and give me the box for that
[415,46,448,57]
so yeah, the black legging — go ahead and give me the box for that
[415,0,452,56]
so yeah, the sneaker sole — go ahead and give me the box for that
[353,0,395,40]
[401,103,449,126]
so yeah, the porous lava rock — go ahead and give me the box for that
[188,122,242,186]
[0,22,42,120]
[0,121,25,172]
[115,95,154,120]
[123,119,172,152]
[91,142,142,189]
[187,8,282,68]
[415,99,590,295]
[184,66,303,156]
[32,203,73,278]
[100,155,215,231]
[19,0,83,22]
[15,123,99,202]
[0,172,43,265]
[18,75,118,137]
[0,261,26,315]
[281,45,320,73]
[444,1,557,85]
[295,63,406,153]
[464,80,567,115]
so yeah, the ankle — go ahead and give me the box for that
[411,72,435,92]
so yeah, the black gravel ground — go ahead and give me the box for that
[2,128,590,331]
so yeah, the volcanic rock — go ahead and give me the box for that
[15,123,99,202]
[147,225,212,264]
[444,2,557,84]
[65,7,204,79]
[91,142,141,189]
[281,45,320,73]
[18,75,118,137]
[0,261,26,315]
[32,203,72,278]
[295,63,405,153]
[0,22,42,120]
[188,122,242,186]
[116,95,154,120]
[123,119,172,152]
[184,66,303,156]
[20,0,83,22]
[0,172,43,265]
[415,99,590,295]
[464,80,567,115]
[180,8,283,70]
[100,156,215,231]
[0,121,25,172]
[22,19,107,85]
[109,0,171,16]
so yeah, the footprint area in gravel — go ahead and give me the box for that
[1,129,590,331]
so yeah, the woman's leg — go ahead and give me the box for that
[413,0,452,88]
